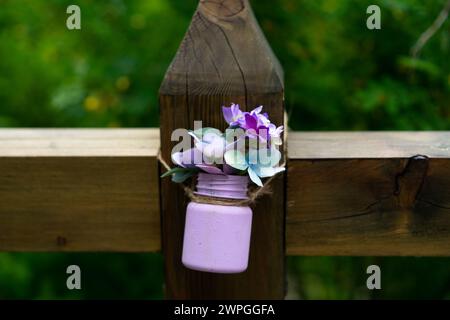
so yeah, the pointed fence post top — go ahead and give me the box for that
[160,0,284,97]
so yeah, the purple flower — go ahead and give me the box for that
[171,128,239,175]
[164,103,285,185]
[242,113,269,141]
[250,106,271,127]
[222,103,245,126]
[268,124,284,145]
[245,107,283,144]
[171,148,224,175]
[244,113,258,130]
[189,129,227,164]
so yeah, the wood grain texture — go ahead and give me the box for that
[0,129,161,252]
[288,131,450,159]
[1,129,449,257]
[159,0,285,299]
[287,132,450,256]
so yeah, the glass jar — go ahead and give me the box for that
[181,173,252,273]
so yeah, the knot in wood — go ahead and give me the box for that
[395,155,429,209]
[200,0,245,18]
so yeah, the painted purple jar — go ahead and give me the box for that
[182,173,252,273]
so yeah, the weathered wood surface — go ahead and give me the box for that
[288,131,450,159]
[159,0,285,299]
[0,129,161,252]
[287,131,450,256]
[1,130,449,257]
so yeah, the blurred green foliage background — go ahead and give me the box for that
[0,0,449,299]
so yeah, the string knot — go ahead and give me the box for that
[157,151,283,207]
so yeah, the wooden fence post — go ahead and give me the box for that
[159,0,285,299]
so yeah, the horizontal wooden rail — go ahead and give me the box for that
[287,132,450,256]
[1,129,449,255]
[0,129,161,252]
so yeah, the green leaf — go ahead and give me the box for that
[398,56,440,78]
[160,167,186,178]
[171,170,196,183]
[161,167,198,183]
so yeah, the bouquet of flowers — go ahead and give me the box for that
[163,104,285,187]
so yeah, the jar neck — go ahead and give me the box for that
[195,173,249,200]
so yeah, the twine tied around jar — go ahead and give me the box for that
[157,152,284,207]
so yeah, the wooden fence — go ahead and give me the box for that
[0,0,449,299]
[1,129,449,297]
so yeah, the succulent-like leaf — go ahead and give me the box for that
[247,166,263,187]
[224,150,248,171]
